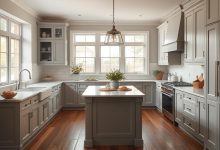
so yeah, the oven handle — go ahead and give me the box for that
[162,92,173,98]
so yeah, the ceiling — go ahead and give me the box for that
[12,0,181,24]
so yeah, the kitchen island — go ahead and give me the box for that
[82,85,144,147]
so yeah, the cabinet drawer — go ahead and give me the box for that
[183,115,197,133]
[21,100,32,110]
[31,96,39,104]
[183,98,197,119]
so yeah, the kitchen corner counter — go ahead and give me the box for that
[175,87,205,98]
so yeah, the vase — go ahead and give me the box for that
[110,81,119,89]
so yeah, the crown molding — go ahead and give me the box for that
[10,0,39,18]
[69,20,161,26]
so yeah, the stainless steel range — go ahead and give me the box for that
[161,82,192,123]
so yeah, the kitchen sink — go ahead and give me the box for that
[17,87,47,92]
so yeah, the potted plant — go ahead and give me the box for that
[71,64,83,74]
[153,70,164,80]
[106,69,125,89]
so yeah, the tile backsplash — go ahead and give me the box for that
[168,64,205,83]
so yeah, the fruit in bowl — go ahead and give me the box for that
[118,86,131,91]
[1,91,17,99]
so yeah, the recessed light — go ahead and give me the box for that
[139,14,143,17]
[77,14,82,17]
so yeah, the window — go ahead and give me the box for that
[0,15,21,85]
[72,32,148,74]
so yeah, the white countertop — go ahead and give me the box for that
[175,87,205,98]
[82,86,145,97]
[0,81,62,102]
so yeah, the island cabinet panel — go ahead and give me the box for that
[30,105,40,134]
[20,110,31,142]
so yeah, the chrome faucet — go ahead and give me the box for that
[17,69,32,89]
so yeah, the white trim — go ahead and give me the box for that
[70,30,149,75]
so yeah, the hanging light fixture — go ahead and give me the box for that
[104,0,124,45]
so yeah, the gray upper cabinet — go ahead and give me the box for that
[206,23,219,102]
[38,23,68,65]
[206,0,220,25]
[184,3,206,64]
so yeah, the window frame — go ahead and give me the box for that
[70,30,149,75]
[0,14,21,86]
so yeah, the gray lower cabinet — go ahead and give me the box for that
[155,82,162,111]
[0,84,62,149]
[64,82,78,107]
[142,82,155,106]
[206,99,219,150]
[175,90,206,143]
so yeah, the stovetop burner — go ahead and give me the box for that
[162,81,192,87]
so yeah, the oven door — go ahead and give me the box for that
[162,92,174,121]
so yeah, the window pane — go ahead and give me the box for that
[75,35,95,42]
[135,46,144,57]
[1,36,7,52]
[135,35,145,42]
[0,53,7,67]
[10,67,19,81]
[100,35,106,42]
[0,68,7,82]
[134,58,144,72]
[10,21,20,35]
[125,46,135,57]
[86,46,95,57]
[101,46,119,57]
[85,58,95,72]
[75,46,85,57]
[101,58,119,72]
[125,58,135,72]
[125,35,134,42]
[0,18,7,31]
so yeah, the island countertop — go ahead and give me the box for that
[82,85,145,97]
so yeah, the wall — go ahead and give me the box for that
[40,24,168,81]
[0,0,40,84]
[168,54,205,82]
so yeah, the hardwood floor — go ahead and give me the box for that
[26,109,203,150]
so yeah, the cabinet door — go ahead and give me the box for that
[64,83,78,106]
[30,106,40,134]
[206,0,219,24]
[206,100,219,150]
[20,111,31,142]
[155,83,162,111]
[39,40,53,63]
[142,83,155,106]
[197,98,206,142]
[43,101,49,122]
[184,12,194,62]
[52,96,57,113]
[175,90,183,124]
[158,23,168,65]
[39,26,53,39]
[53,40,65,64]
[194,6,206,63]
[206,23,219,102]
[39,103,44,126]
[56,92,62,110]
[48,98,53,117]
[78,89,86,105]
[54,26,64,39]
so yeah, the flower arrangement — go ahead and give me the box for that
[152,70,164,80]
[71,64,83,74]
[106,69,125,81]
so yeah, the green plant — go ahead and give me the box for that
[71,64,83,74]
[106,69,125,81]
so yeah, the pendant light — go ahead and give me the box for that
[104,0,124,45]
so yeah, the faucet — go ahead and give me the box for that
[17,69,32,89]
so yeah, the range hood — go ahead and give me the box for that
[163,12,184,53]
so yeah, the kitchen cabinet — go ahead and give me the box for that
[175,90,206,143]
[184,3,206,64]
[142,82,155,106]
[38,23,68,65]
[205,21,220,150]
[157,22,168,65]
[206,100,219,150]
[155,82,162,111]
[64,83,78,107]
[20,109,31,142]
[175,90,183,124]
[206,0,220,25]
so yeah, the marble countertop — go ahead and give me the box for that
[63,79,167,83]
[175,87,205,98]
[0,81,62,102]
[82,86,145,97]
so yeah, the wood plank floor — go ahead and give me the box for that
[26,109,203,150]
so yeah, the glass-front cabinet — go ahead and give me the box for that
[38,23,68,65]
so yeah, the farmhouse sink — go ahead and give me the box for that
[18,87,46,92]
